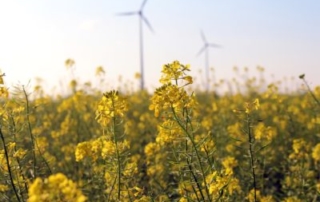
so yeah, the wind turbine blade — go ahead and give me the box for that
[196,46,206,56]
[141,14,154,33]
[208,43,222,48]
[200,30,207,43]
[140,0,148,10]
[116,11,137,16]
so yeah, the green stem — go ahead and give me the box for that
[106,174,118,202]
[186,157,205,201]
[302,78,320,107]
[23,86,52,176]
[22,86,37,178]
[112,99,121,200]
[183,118,203,202]
[171,106,211,201]
[0,127,21,202]
[10,114,28,199]
[247,114,257,202]
[170,143,200,201]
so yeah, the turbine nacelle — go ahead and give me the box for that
[197,30,221,56]
[116,0,154,33]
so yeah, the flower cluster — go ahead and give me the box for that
[150,84,197,117]
[1,62,320,201]
[159,60,193,85]
[205,169,241,199]
[0,73,8,98]
[75,137,130,162]
[96,90,128,126]
[27,173,86,202]
[150,61,196,117]
[312,143,320,162]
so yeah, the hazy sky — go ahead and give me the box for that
[0,0,319,92]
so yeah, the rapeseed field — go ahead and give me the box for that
[0,61,319,201]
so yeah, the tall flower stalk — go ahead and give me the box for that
[76,90,130,201]
[233,99,260,202]
[96,90,128,200]
[150,61,212,200]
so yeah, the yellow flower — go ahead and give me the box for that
[245,98,260,114]
[254,123,276,141]
[134,72,141,79]
[95,90,128,126]
[13,148,28,159]
[253,98,260,110]
[144,142,160,157]
[179,197,188,202]
[247,189,261,202]
[65,58,75,69]
[261,195,275,202]
[183,75,193,84]
[159,61,191,85]
[316,182,320,193]
[95,66,105,76]
[28,173,87,202]
[134,195,151,202]
[156,119,184,144]
[0,184,9,192]
[75,141,92,162]
[282,196,302,202]
[312,143,320,162]
[222,156,238,170]
[101,140,116,158]
[0,86,8,98]
[292,139,306,154]
[150,83,196,117]
[27,178,43,202]
[206,169,241,197]
[0,73,4,85]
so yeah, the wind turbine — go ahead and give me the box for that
[117,0,154,90]
[197,30,221,91]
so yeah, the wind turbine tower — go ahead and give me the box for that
[117,0,154,90]
[197,30,221,91]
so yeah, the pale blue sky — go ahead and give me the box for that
[0,0,319,92]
